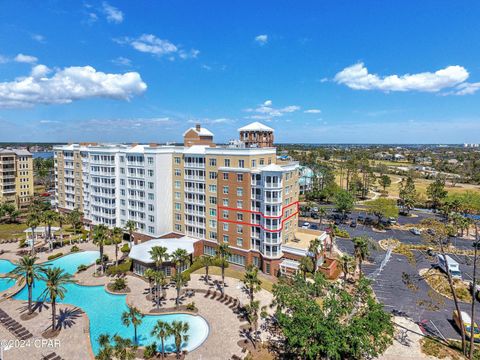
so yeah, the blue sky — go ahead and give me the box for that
[1,1,480,144]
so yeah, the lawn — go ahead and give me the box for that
[0,222,29,240]
[192,266,275,292]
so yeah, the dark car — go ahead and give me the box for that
[311,213,320,219]
[427,228,436,236]
[334,219,341,225]
[365,216,375,225]
[357,215,365,223]
[350,220,357,228]
[309,224,319,230]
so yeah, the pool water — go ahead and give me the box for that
[0,277,15,292]
[2,251,209,354]
[0,259,15,274]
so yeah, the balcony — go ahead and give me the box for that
[184,175,205,181]
[184,219,206,228]
[184,162,205,169]
[264,196,282,204]
[184,198,206,205]
[264,181,282,189]
[184,209,206,217]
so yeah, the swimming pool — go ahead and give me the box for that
[0,277,15,292]
[0,259,15,274]
[8,251,209,354]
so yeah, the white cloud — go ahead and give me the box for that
[117,34,199,60]
[31,34,46,43]
[0,55,8,64]
[334,62,469,92]
[39,120,60,124]
[102,2,123,23]
[88,12,98,24]
[245,100,300,120]
[112,56,132,66]
[14,53,38,64]
[304,109,321,114]
[450,82,480,96]
[255,34,268,45]
[0,64,147,108]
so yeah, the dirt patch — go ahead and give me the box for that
[419,268,472,303]
[20,312,39,321]
[420,338,464,360]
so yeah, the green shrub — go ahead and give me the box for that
[143,342,157,359]
[70,245,80,253]
[47,252,63,260]
[186,302,196,311]
[77,264,88,272]
[96,254,109,264]
[106,259,132,276]
[19,239,26,248]
[120,243,130,254]
[111,277,128,291]
[333,225,350,238]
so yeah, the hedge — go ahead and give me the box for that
[106,259,132,276]
[47,252,63,260]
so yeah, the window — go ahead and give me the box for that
[148,169,154,177]
[175,213,182,221]
[209,158,217,166]
[175,192,181,200]
[209,196,217,205]
[223,223,229,231]
[228,254,246,266]
[237,213,243,221]
[251,159,257,168]
[148,157,154,164]
[222,210,229,219]
[209,220,217,228]
[204,245,216,256]
[120,179,125,185]
[120,168,125,174]
[236,238,243,247]
[175,169,181,176]
[237,173,243,182]
[224,159,230,167]
[148,226,155,234]
[148,204,154,211]
[222,172,229,180]
[209,184,217,193]
[223,199,229,206]
[175,180,181,189]
[236,200,243,209]
[210,208,217,217]
[223,186,229,194]
[209,172,217,180]
[174,157,181,164]
[175,203,181,211]
[238,160,244,168]
[237,225,243,234]
[148,193,154,200]
[175,224,182,232]
[209,232,217,240]
[223,235,229,243]
[148,215,155,222]
[236,187,243,196]
[148,182,154,189]
[260,158,265,165]
[265,263,271,274]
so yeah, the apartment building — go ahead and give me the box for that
[54,122,322,275]
[0,149,34,209]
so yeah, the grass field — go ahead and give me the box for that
[0,222,29,240]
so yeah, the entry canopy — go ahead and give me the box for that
[129,236,199,264]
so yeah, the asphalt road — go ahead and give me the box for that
[336,238,480,341]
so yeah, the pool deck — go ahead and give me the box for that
[0,241,273,359]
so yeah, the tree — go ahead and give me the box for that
[144,268,156,298]
[152,270,166,310]
[42,210,58,249]
[299,256,314,280]
[40,267,75,331]
[469,224,479,360]
[151,320,171,359]
[169,320,190,359]
[244,300,260,347]
[26,212,40,255]
[57,213,66,240]
[93,224,109,274]
[378,175,392,192]
[67,208,83,236]
[121,305,144,344]
[365,198,399,224]
[308,238,323,272]
[334,189,355,217]
[111,227,124,266]
[399,176,417,215]
[8,255,47,314]
[171,248,189,272]
[173,272,187,306]
[318,207,327,228]
[200,255,213,283]
[96,333,114,360]
[217,243,231,294]
[352,236,371,276]
[272,274,394,359]
[427,176,448,210]
[243,265,262,305]
[112,335,138,360]
[149,246,169,272]
[124,220,137,246]
[340,254,355,282]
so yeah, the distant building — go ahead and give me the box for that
[299,166,314,194]
[464,143,479,148]
[0,149,34,209]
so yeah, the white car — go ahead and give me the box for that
[302,222,310,229]
[410,228,421,236]
[312,207,319,212]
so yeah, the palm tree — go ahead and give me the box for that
[318,207,327,229]
[124,220,137,246]
[169,320,190,359]
[93,224,109,274]
[144,268,156,298]
[352,236,370,276]
[245,300,260,347]
[171,248,189,272]
[26,212,40,255]
[217,243,230,294]
[121,305,144,344]
[67,208,83,236]
[111,227,124,266]
[113,335,138,360]
[8,255,47,314]
[243,265,262,305]
[308,238,323,273]
[299,256,314,280]
[340,254,355,282]
[151,320,171,359]
[96,333,113,360]
[40,267,75,331]
[149,246,169,272]
[42,210,58,247]
[152,270,166,310]
[200,255,213,283]
[57,213,66,240]
[173,272,187,306]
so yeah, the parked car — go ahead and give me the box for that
[302,222,310,229]
[388,217,397,225]
[357,215,365,223]
[453,310,480,342]
[410,228,421,236]
[334,219,341,225]
[312,207,319,213]
[311,213,320,219]
[469,281,480,301]
[427,228,436,236]
[365,216,375,225]
[426,248,435,257]
[350,220,357,228]
[309,224,319,230]
[436,254,462,279]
